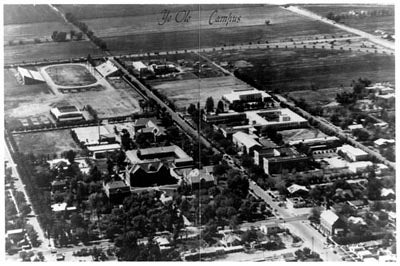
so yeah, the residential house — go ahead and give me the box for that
[103,180,131,204]
[184,168,215,190]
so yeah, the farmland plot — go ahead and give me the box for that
[150,76,253,110]
[4,4,62,24]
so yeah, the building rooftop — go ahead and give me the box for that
[87,143,121,152]
[338,145,368,157]
[222,88,271,103]
[287,184,309,194]
[232,131,261,149]
[95,60,118,77]
[245,108,307,127]
[320,210,339,226]
[72,126,111,146]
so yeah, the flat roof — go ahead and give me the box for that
[246,108,307,127]
[87,143,121,152]
[72,126,111,146]
[232,132,261,148]
[338,145,368,157]
[95,60,118,76]
[223,88,271,102]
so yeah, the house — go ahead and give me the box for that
[287,184,309,195]
[260,224,283,235]
[348,124,363,132]
[337,145,368,162]
[87,143,121,159]
[184,168,215,190]
[374,138,395,148]
[347,200,368,210]
[220,234,241,247]
[47,158,70,170]
[320,210,345,236]
[282,252,297,262]
[154,236,171,251]
[103,180,131,204]
[232,131,261,155]
[348,216,367,225]
[347,161,373,173]
[380,188,395,199]
[134,118,166,141]
[51,179,67,191]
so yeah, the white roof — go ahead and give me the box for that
[348,216,366,225]
[223,88,271,102]
[72,126,110,146]
[347,161,373,171]
[87,143,121,152]
[338,145,368,157]
[348,124,363,130]
[95,60,118,77]
[132,61,148,70]
[374,138,395,146]
[377,93,395,99]
[287,184,309,194]
[245,108,307,127]
[381,188,395,197]
[232,131,261,148]
[320,210,339,226]
[47,158,70,168]
[51,203,67,212]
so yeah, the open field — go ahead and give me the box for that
[4,41,104,65]
[4,4,62,25]
[206,48,395,92]
[13,130,81,156]
[44,64,97,86]
[150,76,253,110]
[5,21,74,42]
[57,4,263,20]
[300,4,394,35]
[287,87,354,108]
[78,4,349,54]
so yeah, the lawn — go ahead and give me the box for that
[4,41,104,65]
[4,5,62,25]
[206,48,395,92]
[287,87,354,108]
[44,64,98,87]
[149,75,253,110]
[13,130,81,156]
[301,4,394,35]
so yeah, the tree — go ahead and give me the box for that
[205,97,215,113]
[37,251,45,262]
[64,150,76,164]
[202,221,218,244]
[309,207,321,224]
[216,100,224,114]
[241,227,258,243]
[187,103,197,115]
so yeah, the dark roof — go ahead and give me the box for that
[135,117,159,127]
[130,161,164,174]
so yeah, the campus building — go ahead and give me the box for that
[260,147,309,175]
[337,145,369,162]
[17,67,45,85]
[50,106,84,122]
[222,88,273,107]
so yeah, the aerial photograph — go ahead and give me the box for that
[2,1,396,262]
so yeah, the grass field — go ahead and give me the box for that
[5,21,74,42]
[206,48,395,92]
[301,4,394,35]
[4,5,62,25]
[150,76,253,110]
[13,130,81,156]
[44,64,97,86]
[4,41,104,65]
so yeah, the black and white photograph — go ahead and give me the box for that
[2,0,397,262]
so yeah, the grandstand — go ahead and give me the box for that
[17,67,45,85]
[95,60,119,77]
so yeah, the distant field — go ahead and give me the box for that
[301,4,394,35]
[56,4,263,20]
[80,4,348,54]
[150,76,253,110]
[4,41,104,65]
[206,48,395,91]
[13,130,81,156]
[4,5,62,25]
[5,21,74,42]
